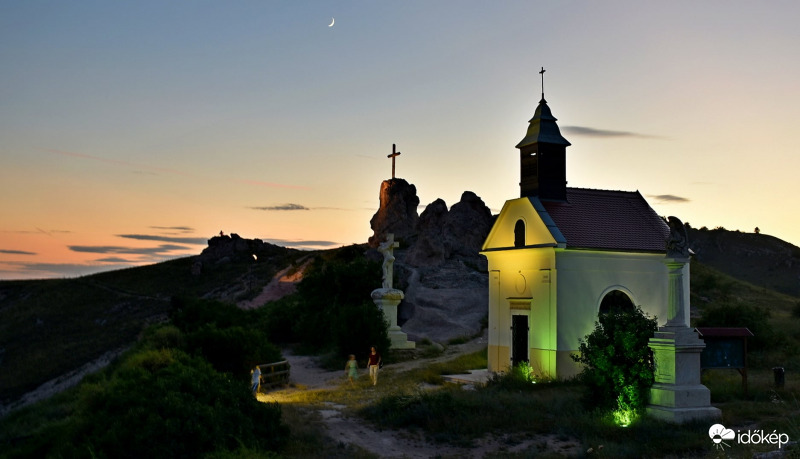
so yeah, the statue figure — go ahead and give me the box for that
[666,216,690,258]
[377,233,399,289]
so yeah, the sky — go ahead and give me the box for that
[2,1,800,280]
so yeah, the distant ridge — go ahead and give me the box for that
[688,227,800,298]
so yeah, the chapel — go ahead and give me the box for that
[481,86,681,378]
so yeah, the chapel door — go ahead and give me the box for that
[511,315,529,366]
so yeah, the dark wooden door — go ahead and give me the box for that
[511,315,529,366]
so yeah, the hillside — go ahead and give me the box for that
[2,227,799,414]
[688,226,800,297]
[0,237,301,407]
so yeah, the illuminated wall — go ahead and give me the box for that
[482,197,675,379]
[483,198,559,376]
[553,249,669,378]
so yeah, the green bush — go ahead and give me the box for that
[168,298,282,376]
[331,300,390,360]
[10,349,287,458]
[571,306,658,424]
[185,325,282,376]
[286,256,389,358]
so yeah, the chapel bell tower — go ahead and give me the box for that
[516,68,571,200]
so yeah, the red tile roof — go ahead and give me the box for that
[538,188,669,252]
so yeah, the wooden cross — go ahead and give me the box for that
[539,67,546,99]
[387,143,401,179]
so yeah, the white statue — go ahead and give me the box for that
[377,233,399,289]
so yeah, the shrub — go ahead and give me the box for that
[571,306,658,424]
[485,362,543,392]
[331,300,390,360]
[22,349,287,458]
[185,324,282,376]
[288,256,389,358]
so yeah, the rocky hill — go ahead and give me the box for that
[688,227,800,297]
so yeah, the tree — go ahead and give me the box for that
[571,306,658,425]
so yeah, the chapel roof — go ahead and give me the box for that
[533,188,669,252]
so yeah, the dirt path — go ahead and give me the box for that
[262,340,582,458]
[238,258,312,309]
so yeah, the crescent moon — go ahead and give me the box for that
[328,17,335,27]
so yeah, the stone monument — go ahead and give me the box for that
[371,233,415,349]
[646,216,721,423]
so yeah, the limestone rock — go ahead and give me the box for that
[404,192,493,268]
[397,257,487,342]
[368,178,419,248]
[443,191,494,259]
[405,198,448,266]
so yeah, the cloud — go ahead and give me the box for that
[150,226,195,233]
[561,125,662,139]
[69,243,192,256]
[649,194,690,203]
[116,234,208,245]
[95,257,136,263]
[0,249,37,255]
[1,228,72,235]
[250,203,310,211]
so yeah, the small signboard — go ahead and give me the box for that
[696,327,753,393]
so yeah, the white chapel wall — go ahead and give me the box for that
[554,250,670,352]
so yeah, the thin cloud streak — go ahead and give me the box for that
[649,194,690,203]
[116,234,208,245]
[0,249,37,255]
[95,257,136,263]
[250,203,310,211]
[561,126,663,139]
[150,226,195,232]
[69,244,192,256]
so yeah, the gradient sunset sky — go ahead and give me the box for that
[2,1,799,279]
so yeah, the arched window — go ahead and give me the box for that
[599,290,635,315]
[514,219,525,248]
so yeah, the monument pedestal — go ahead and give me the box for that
[371,288,415,350]
[646,326,721,423]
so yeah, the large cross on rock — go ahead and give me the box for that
[387,144,401,179]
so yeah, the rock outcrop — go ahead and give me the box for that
[367,178,495,343]
[198,234,287,265]
[405,192,494,267]
[368,179,419,248]
[404,198,448,266]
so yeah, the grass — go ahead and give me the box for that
[5,337,800,458]
[262,343,800,458]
